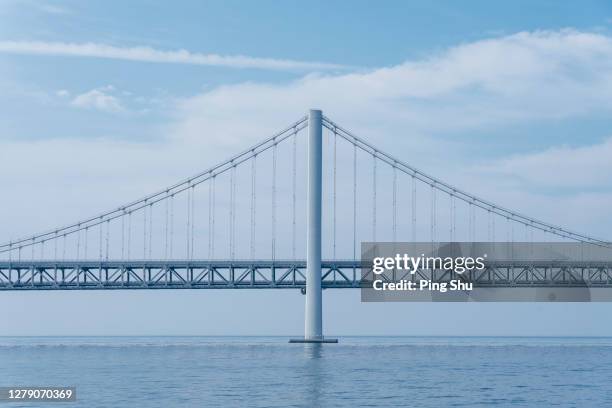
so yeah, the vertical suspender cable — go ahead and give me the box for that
[62,234,66,261]
[186,187,191,259]
[430,185,436,245]
[506,217,510,242]
[292,131,297,260]
[474,205,478,241]
[121,212,125,260]
[372,154,377,242]
[411,176,416,242]
[487,210,492,242]
[450,194,454,242]
[506,217,511,258]
[170,195,174,259]
[453,193,457,242]
[211,176,216,259]
[164,198,169,260]
[232,167,236,259]
[190,186,195,260]
[229,167,233,259]
[127,212,131,259]
[99,221,103,261]
[208,176,212,259]
[333,128,337,259]
[393,165,397,242]
[272,142,277,260]
[469,203,474,242]
[433,186,437,254]
[148,204,153,259]
[251,154,256,259]
[492,211,495,242]
[144,201,148,258]
[76,225,81,260]
[84,227,88,259]
[229,165,235,260]
[353,143,357,261]
[105,221,109,260]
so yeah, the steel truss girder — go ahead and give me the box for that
[0,260,359,290]
[1,260,612,290]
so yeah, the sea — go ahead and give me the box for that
[1,336,612,407]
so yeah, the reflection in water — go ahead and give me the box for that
[303,344,323,407]
[304,343,323,359]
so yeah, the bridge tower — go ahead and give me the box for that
[291,109,337,343]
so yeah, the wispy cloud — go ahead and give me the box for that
[36,3,72,15]
[0,40,346,71]
[70,85,125,114]
[2,30,612,241]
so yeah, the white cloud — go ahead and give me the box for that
[482,138,612,189]
[167,29,612,145]
[2,29,612,244]
[70,86,125,113]
[56,89,69,97]
[0,41,346,71]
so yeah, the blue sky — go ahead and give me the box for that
[2,1,612,335]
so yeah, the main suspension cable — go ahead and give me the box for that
[324,117,608,246]
[0,116,308,253]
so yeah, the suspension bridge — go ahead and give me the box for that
[1,110,611,341]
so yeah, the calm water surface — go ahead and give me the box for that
[1,336,612,407]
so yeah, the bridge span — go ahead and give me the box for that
[2,109,611,340]
[2,259,612,290]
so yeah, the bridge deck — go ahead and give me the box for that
[1,260,612,290]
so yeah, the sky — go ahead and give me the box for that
[2,0,612,336]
